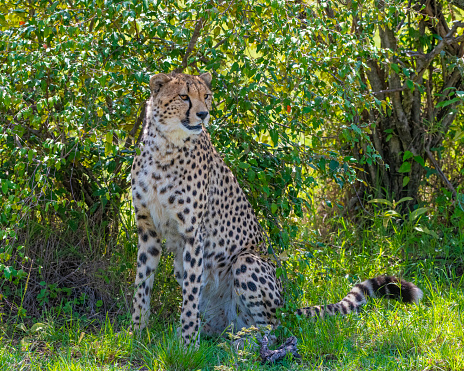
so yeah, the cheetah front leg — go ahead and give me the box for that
[132,208,162,331]
[179,228,204,348]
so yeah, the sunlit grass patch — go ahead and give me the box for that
[0,317,136,371]
[139,329,206,370]
[0,275,462,370]
[0,211,463,370]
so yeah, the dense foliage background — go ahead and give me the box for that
[0,0,463,337]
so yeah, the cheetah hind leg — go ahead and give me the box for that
[231,252,299,360]
[232,252,283,330]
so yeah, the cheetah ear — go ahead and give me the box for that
[199,72,212,88]
[149,73,172,94]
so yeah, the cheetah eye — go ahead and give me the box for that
[204,94,211,100]
[179,94,189,101]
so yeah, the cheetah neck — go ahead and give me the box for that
[141,124,198,166]
[145,98,200,148]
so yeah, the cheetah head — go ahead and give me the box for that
[148,72,212,140]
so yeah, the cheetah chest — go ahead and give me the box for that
[135,164,182,237]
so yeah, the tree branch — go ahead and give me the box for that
[380,23,414,147]
[365,60,387,99]
[112,101,147,190]
[175,18,204,73]
[450,0,464,11]
[372,21,464,96]
[435,68,461,109]
[416,21,464,73]
[125,101,146,150]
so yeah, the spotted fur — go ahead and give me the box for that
[130,72,423,347]
[296,275,423,317]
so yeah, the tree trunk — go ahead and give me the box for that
[355,0,464,212]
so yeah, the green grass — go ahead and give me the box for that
[0,214,463,370]
[1,277,462,370]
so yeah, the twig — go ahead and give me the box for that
[396,0,412,31]
[56,263,84,285]
[18,259,34,318]
[425,149,459,202]
[211,37,229,50]
[372,86,407,95]
[220,0,236,15]
[351,184,374,217]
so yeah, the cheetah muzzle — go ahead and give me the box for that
[130,72,423,348]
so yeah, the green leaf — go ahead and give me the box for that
[398,162,411,173]
[4,94,11,108]
[391,63,400,74]
[402,176,410,187]
[403,151,414,161]
[105,131,112,144]
[410,207,428,221]
[414,226,438,238]
[271,203,278,214]
[368,198,393,207]
[1,180,7,194]
[406,79,414,91]
[383,210,401,218]
[414,156,425,167]
[30,323,46,333]
[270,130,278,146]
[247,169,255,181]
[436,98,460,108]
[282,231,289,244]
[396,197,414,204]
[329,160,339,172]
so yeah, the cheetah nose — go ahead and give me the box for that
[196,111,208,120]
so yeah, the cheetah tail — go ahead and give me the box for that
[296,275,423,318]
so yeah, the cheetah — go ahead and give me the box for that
[130,72,423,347]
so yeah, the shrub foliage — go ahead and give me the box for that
[0,0,463,319]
